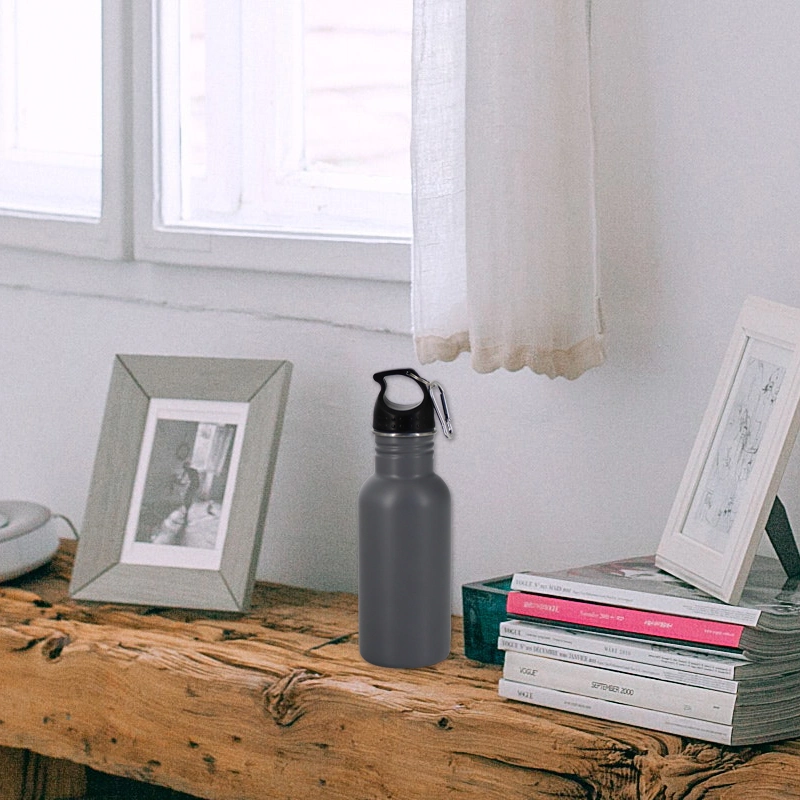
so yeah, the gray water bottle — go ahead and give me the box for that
[358,368,453,668]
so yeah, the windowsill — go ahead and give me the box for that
[0,241,412,336]
[133,226,412,282]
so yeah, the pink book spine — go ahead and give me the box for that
[506,592,745,649]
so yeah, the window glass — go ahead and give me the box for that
[0,0,102,217]
[303,0,411,184]
[157,0,411,238]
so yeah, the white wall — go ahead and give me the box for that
[3,1,800,611]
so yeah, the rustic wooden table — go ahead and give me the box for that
[1,541,799,800]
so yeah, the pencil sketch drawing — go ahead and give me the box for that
[695,355,785,537]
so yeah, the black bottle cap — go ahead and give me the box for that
[372,369,435,434]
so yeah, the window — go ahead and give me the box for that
[0,0,101,218]
[157,0,411,238]
[0,0,412,280]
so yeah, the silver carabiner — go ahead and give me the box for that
[428,381,454,439]
[404,370,453,439]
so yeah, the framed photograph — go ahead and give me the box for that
[656,296,800,604]
[70,355,292,611]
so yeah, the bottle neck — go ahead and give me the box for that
[373,432,436,477]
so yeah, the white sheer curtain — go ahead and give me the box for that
[411,0,605,379]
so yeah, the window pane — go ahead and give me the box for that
[177,0,207,182]
[303,0,411,183]
[158,0,411,238]
[0,0,102,217]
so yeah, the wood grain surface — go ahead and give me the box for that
[1,541,799,799]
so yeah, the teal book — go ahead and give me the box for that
[461,575,512,664]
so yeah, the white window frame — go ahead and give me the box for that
[0,0,410,284]
[131,0,410,282]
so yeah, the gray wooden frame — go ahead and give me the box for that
[70,355,292,611]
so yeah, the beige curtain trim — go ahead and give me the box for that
[415,331,472,366]
[415,332,606,380]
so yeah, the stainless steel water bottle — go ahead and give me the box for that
[358,368,453,668]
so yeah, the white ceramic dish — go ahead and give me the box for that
[0,501,58,582]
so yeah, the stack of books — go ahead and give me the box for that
[498,554,800,745]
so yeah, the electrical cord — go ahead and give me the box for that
[51,513,79,540]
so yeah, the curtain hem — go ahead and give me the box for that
[415,332,606,380]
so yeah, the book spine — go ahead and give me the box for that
[499,620,744,679]
[497,636,738,692]
[497,679,734,745]
[506,592,745,649]
[509,573,761,627]
[502,650,737,724]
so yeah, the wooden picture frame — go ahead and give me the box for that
[656,296,800,604]
[70,355,292,611]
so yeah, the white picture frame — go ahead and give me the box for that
[656,296,800,604]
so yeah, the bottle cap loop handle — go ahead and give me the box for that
[371,368,453,438]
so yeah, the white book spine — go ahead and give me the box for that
[509,573,761,627]
[498,679,733,746]
[502,650,738,724]
[499,619,745,679]
[497,636,738,693]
